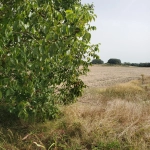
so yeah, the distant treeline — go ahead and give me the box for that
[123,62,150,67]
[91,58,150,67]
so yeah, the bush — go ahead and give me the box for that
[91,59,104,64]
[107,58,121,65]
[123,62,131,66]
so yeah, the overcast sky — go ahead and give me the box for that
[81,0,150,63]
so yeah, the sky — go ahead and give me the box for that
[81,0,150,63]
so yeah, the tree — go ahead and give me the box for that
[0,0,99,122]
[107,58,121,65]
[91,59,104,64]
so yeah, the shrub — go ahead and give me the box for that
[107,58,121,65]
[123,62,131,66]
[91,59,104,64]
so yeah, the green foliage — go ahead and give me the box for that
[107,58,121,65]
[92,141,121,150]
[0,0,99,122]
[91,59,104,64]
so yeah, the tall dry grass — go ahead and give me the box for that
[60,76,150,149]
[63,99,150,149]
[0,76,150,149]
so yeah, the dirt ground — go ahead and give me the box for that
[81,65,150,88]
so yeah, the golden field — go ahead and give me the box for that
[81,65,150,88]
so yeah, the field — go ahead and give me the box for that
[81,65,150,88]
[0,65,150,150]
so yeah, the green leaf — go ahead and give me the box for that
[0,91,2,99]
[6,89,11,97]
[65,10,73,14]
[83,32,91,42]
[49,43,58,56]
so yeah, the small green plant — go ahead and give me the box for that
[92,141,121,150]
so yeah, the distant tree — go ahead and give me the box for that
[91,59,104,64]
[107,58,121,65]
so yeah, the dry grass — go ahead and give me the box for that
[60,76,150,149]
[0,66,150,149]
[61,102,149,149]
[81,65,150,87]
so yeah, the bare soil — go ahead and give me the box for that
[81,65,150,88]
